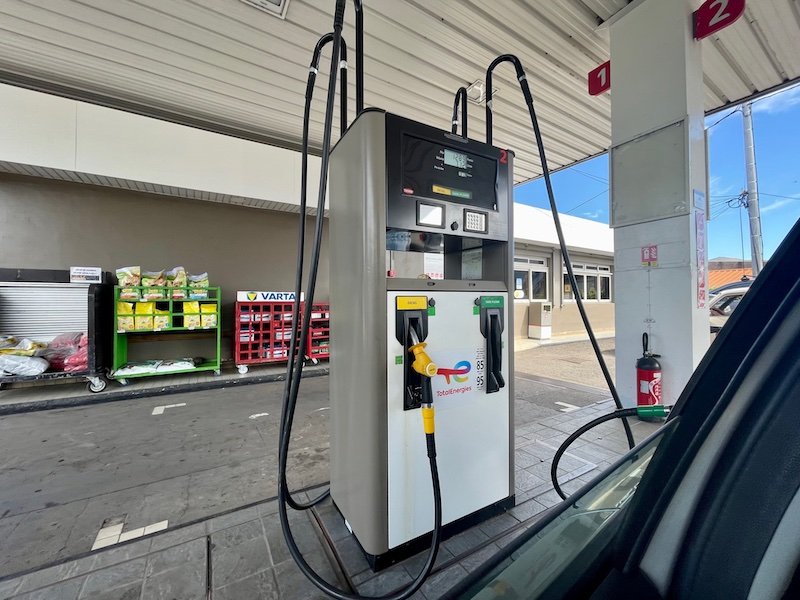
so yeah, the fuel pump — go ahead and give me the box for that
[328,110,515,569]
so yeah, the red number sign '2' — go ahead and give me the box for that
[694,0,745,40]
[588,61,611,96]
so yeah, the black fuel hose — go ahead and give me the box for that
[279,30,347,512]
[550,405,671,500]
[278,2,445,597]
[451,86,468,137]
[484,54,636,453]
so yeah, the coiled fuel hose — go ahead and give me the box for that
[550,405,672,500]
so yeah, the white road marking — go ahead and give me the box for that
[151,403,187,415]
[143,520,169,535]
[118,527,144,543]
[554,401,580,413]
[91,520,169,551]
[248,412,270,420]
[312,407,330,412]
[536,440,595,466]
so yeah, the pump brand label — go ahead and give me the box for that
[430,348,487,398]
[396,296,428,310]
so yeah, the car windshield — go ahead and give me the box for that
[458,427,667,599]
[713,294,743,316]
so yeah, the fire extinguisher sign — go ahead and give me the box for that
[641,245,658,267]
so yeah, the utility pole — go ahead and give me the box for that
[742,102,764,275]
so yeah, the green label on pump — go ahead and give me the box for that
[428,306,436,316]
[395,355,403,365]
[473,306,480,315]
[480,296,504,308]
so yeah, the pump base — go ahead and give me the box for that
[335,494,515,572]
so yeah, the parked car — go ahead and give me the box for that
[709,276,754,297]
[445,221,800,599]
[709,284,750,337]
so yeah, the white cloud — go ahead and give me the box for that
[709,175,738,198]
[752,84,800,115]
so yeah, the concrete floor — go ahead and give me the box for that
[0,369,617,579]
[515,338,616,391]
[0,380,330,577]
[0,398,661,600]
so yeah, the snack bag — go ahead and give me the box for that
[0,336,18,350]
[183,301,200,315]
[200,303,217,314]
[117,302,134,315]
[117,316,134,331]
[142,270,166,300]
[166,266,188,299]
[135,302,154,315]
[135,316,154,330]
[188,273,209,299]
[154,309,170,330]
[201,314,218,328]
[117,266,141,300]
[0,338,46,356]
[185,314,201,329]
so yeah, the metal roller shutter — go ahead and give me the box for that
[0,282,89,342]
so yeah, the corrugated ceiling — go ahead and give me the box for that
[0,0,797,184]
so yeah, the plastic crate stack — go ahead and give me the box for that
[305,303,330,363]
[234,297,331,373]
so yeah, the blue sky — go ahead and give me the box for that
[515,83,800,260]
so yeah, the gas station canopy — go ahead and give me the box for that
[0,0,797,183]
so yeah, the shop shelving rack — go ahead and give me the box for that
[0,268,112,393]
[111,286,221,382]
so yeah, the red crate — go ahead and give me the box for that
[234,301,300,372]
[304,303,330,362]
[234,300,330,372]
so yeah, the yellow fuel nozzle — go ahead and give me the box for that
[409,342,437,378]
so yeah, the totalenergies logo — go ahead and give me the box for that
[436,360,471,384]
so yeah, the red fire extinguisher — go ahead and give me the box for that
[636,333,662,421]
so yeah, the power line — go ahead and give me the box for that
[572,168,608,184]
[760,191,799,200]
[565,188,608,214]
[707,108,740,130]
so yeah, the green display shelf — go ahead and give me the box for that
[111,286,222,380]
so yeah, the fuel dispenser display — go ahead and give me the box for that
[329,112,515,567]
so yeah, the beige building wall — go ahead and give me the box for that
[550,302,615,336]
[0,174,328,360]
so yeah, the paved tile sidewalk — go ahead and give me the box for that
[0,400,661,600]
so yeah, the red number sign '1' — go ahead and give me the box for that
[694,0,745,40]
[588,61,611,96]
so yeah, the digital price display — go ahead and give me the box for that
[443,148,468,169]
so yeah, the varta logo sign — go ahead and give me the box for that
[236,291,302,302]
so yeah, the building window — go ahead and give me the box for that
[563,262,613,302]
[600,276,611,300]
[586,275,598,299]
[531,271,547,300]
[514,258,549,301]
[514,270,530,300]
[563,274,585,300]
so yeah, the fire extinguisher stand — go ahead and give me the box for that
[636,332,663,421]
